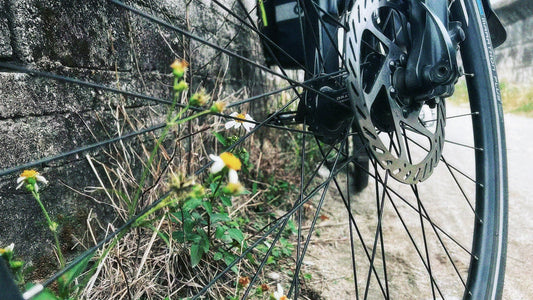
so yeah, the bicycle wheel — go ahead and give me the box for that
[342,0,507,298]
[0,1,506,300]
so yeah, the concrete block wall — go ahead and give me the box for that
[0,0,264,266]
[494,0,533,84]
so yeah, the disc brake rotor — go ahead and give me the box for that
[345,0,446,184]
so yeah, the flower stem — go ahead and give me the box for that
[130,97,211,214]
[32,191,65,268]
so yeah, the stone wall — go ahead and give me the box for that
[494,0,533,83]
[0,0,264,265]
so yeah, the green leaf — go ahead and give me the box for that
[184,219,194,236]
[31,289,60,300]
[210,213,230,224]
[189,234,202,243]
[190,244,203,267]
[213,131,228,146]
[202,201,212,214]
[228,228,244,243]
[197,229,210,253]
[220,195,232,207]
[57,252,94,294]
[215,226,226,239]
[183,198,203,212]
[223,252,238,273]
[172,230,186,243]
[213,251,223,261]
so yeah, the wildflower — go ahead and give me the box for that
[223,182,244,195]
[210,152,241,183]
[210,101,226,113]
[210,152,242,173]
[190,89,210,107]
[174,80,188,92]
[238,276,250,288]
[225,112,256,132]
[49,221,58,233]
[260,284,269,292]
[169,172,196,193]
[272,284,288,300]
[16,170,48,192]
[0,243,14,256]
[170,59,188,78]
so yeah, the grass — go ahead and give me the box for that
[449,78,533,117]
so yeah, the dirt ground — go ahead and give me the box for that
[299,106,532,299]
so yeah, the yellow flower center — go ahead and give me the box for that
[170,59,188,71]
[236,113,246,123]
[0,248,5,254]
[211,101,226,113]
[280,296,288,300]
[20,169,38,179]
[225,182,244,194]
[220,152,241,170]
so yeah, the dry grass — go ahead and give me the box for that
[69,84,311,299]
[449,78,533,117]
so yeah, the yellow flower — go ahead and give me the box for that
[223,182,244,195]
[210,101,226,113]
[170,59,188,78]
[225,112,256,132]
[189,89,210,107]
[0,243,14,256]
[209,152,242,184]
[16,170,48,192]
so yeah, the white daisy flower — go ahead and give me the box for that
[225,112,256,132]
[209,152,242,181]
[0,243,15,255]
[272,284,288,300]
[16,170,48,192]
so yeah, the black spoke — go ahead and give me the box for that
[316,142,389,298]
[345,142,360,300]
[293,128,307,299]
[363,169,389,299]
[412,184,437,299]
[0,62,174,106]
[444,139,483,151]
[0,123,165,177]
[287,137,347,298]
[349,158,475,257]
[212,0,312,73]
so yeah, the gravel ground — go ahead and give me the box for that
[301,105,532,299]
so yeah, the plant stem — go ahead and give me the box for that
[130,93,211,215]
[32,191,65,268]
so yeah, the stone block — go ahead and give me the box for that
[0,2,13,57]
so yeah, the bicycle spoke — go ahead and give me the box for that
[212,0,311,73]
[0,62,174,106]
[0,123,165,177]
[363,169,389,299]
[444,139,483,151]
[109,0,349,108]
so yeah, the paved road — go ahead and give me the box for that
[501,112,533,299]
[307,105,532,299]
